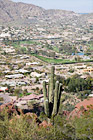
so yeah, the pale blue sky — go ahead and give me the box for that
[13,0,93,13]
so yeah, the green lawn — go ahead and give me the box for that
[32,54,93,64]
[19,92,32,97]
[19,40,38,45]
[10,40,41,48]
[32,54,75,64]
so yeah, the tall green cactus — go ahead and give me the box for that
[43,66,62,121]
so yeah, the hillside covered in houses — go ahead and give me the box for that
[0,0,93,140]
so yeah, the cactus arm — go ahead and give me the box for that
[58,83,62,101]
[57,83,62,113]
[49,66,55,103]
[45,98,49,117]
[43,81,49,116]
[43,81,47,99]
[52,81,59,116]
[48,79,50,99]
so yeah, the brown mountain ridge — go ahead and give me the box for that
[0,0,81,25]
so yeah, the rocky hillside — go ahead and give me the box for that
[0,0,45,24]
[0,0,80,25]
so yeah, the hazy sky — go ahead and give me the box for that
[13,0,93,13]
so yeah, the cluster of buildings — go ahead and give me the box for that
[0,14,93,109]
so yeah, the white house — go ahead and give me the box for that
[0,87,8,92]
[5,74,24,79]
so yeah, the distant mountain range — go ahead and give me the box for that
[79,13,89,14]
[0,0,93,26]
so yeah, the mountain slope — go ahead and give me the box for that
[0,0,80,25]
[0,0,45,24]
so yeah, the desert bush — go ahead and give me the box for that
[0,97,4,101]
[0,108,93,140]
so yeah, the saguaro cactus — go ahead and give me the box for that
[43,66,62,121]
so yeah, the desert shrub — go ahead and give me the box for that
[78,90,91,100]
[55,75,65,85]
[72,109,93,140]
[0,110,73,140]
[14,88,22,97]
[63,102,75,112]
[35,77,39,83]
[68,69,74,73]
[0,97,4,101]
[65,75,93,93]
[0,108,93,140]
